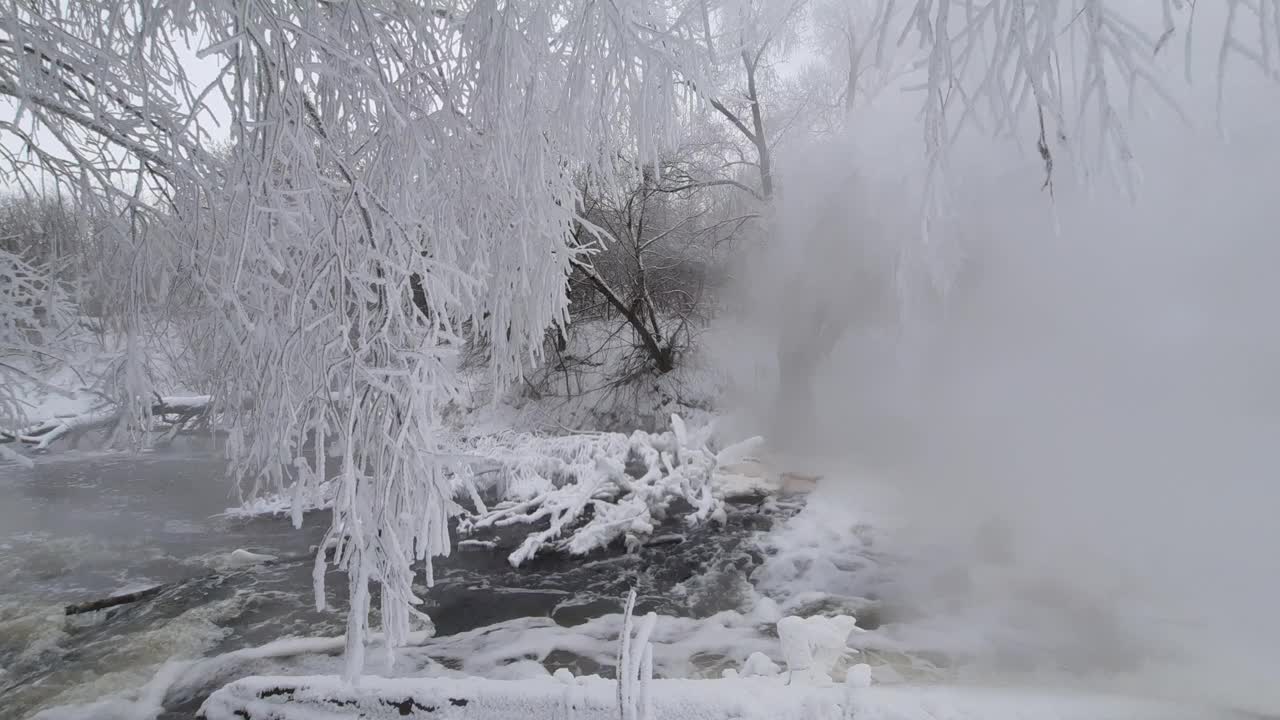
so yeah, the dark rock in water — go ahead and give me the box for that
[551,596,622,627]
[64,584,165,615]
[543,648,609,678]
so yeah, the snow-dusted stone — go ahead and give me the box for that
[740,651,782,677]
[225,549,278,568]
[845,663,872,689]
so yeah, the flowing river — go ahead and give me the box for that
[0,450,791,719]
[3,450,1274,720]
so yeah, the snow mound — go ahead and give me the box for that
[777,614,860,685]
[740,651,781,677]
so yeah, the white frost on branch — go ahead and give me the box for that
[0,395,212,450]
[0,0,735,679]
[459,414,728,567]
[887,0,1280,187]
[617,589,657,720]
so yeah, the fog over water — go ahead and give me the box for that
[727,20,1280,711]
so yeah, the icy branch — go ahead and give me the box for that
[0,395,212,450]
[617,589,658,720]
[458,415,729,567]
[893,0,1280,185]
[197,612,879,720]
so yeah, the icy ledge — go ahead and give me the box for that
[197,604,1228,720]
[197,675,1223,720]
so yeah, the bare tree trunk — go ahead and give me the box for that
[572,260,673,374]
[742,51,774,200]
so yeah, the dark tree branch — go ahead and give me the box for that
[708,96,757,145]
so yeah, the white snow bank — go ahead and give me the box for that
[31,631,437,720]
[198,674,1236,720]
[194,605,1245,720]
[406,604,784,681]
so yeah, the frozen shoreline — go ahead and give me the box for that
[199,674,1244,720]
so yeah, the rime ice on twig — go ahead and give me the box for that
[617,589,657,720]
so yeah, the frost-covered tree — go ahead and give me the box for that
[1,0,1278,678]
[1,0,706,677]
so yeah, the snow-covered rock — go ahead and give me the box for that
[225,549,278,568]
[740,651,781,677]
[777,614,860,685]
[845,663,872,688]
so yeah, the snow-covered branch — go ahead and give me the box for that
[891,0,1280,185]
[197,608,875,720]
[0,394,212,450]
[458,415,733,567]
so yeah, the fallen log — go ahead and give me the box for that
[0,394,212,449]
[198,674,855,720]
[195,675,1225,720]
[64,584,164,616]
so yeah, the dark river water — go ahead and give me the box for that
[0,450,789,719]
